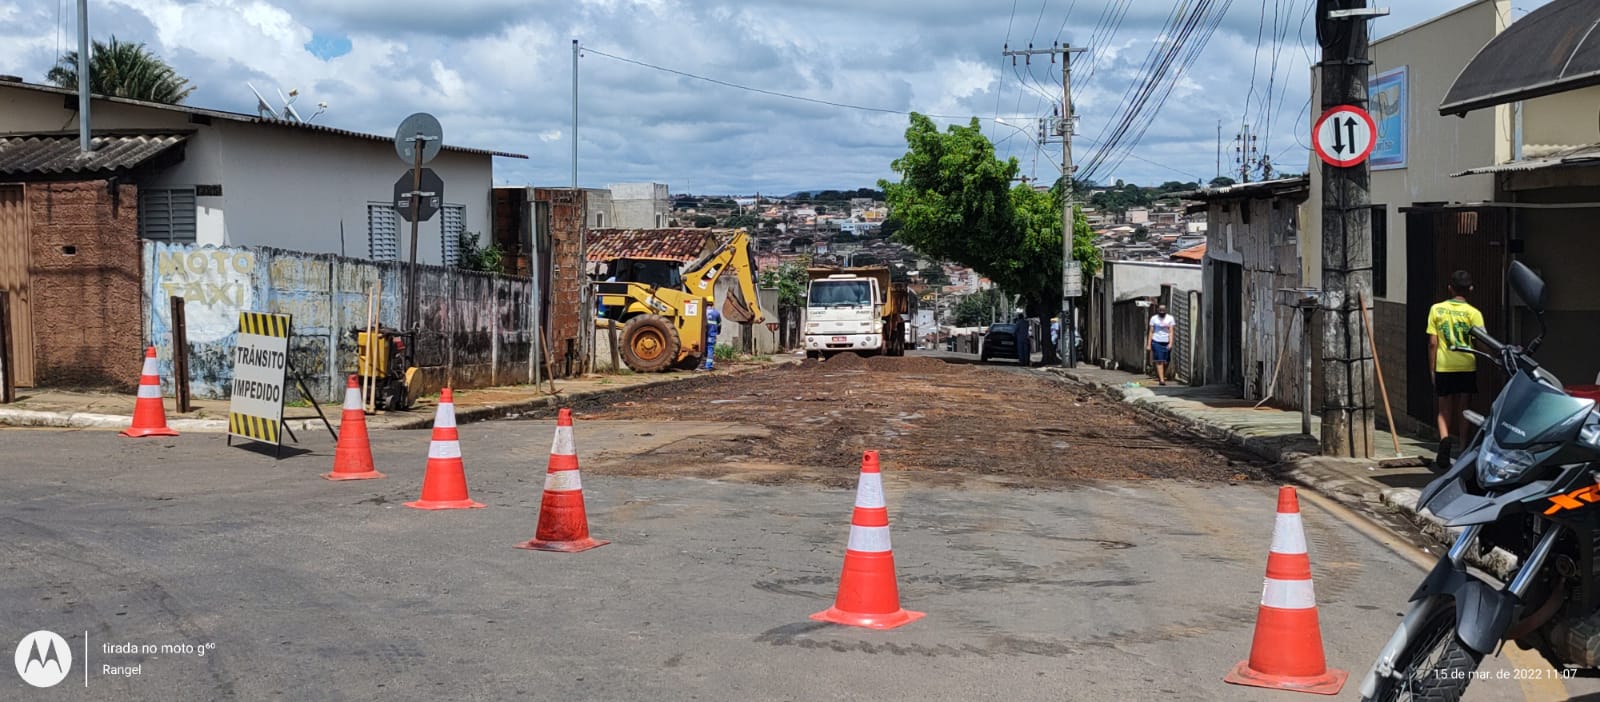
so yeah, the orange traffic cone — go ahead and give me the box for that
[324,375,384,481]
[517,408,608,552]
[404,389,483,510]
[121,346,178,438]
[811,450,923,630]
[1224,486,1347,695]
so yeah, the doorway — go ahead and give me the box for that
[0,184,32,387]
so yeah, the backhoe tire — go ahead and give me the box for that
[621,315,680,373]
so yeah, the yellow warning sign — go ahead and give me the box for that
[229,311,291,446]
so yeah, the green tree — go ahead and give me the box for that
[759,260,811,308]
[47,36,195,104]
[1209,176,1237,188]
[692,215,717,228]
[456,232,504,273]
[953,288,1008,327]
[724,213,759,229]
[880,113,1099,362]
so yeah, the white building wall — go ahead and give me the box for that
[0,84,496,265]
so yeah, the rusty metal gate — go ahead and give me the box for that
[1169,288,1200,383]
[0,184,31,387]
[1404,206,1510,423]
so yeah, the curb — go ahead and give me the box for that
[0,360,790,433]
[1046,367,1520,574]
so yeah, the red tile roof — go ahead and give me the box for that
[1170,242,1206,262]
[585,228,727,263]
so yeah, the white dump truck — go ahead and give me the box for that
[802,266,909,358]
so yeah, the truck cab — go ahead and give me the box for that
[802,267,907,358]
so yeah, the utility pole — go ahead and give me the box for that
[1317,0,1383,457]
[1234,124,1260,183]
[76,0,90,152]
[1216,119,1222,181]
[1004,42,1086,368]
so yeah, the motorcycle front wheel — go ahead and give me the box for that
[1365,601,1485,702]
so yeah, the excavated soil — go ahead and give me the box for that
[540,354,1265,488]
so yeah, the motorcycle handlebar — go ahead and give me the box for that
[1470,326,1505,355]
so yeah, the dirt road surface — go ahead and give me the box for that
[562,354,1263,488]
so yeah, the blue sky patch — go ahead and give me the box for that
[304,32,352,61]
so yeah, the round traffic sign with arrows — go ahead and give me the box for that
[1312,105,1376,168]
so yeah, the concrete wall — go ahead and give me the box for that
[609,182,670,229]
[1101,260,1202,302]
[1521,85,1600,148]
[27,182,145,389]
[0,84,495,265]
[143,242,535,403]
[1304,0,1511,301]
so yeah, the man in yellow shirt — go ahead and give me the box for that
[1426,270,1486,466]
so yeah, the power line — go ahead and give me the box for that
[582,47,975,120]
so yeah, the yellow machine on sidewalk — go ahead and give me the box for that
[594,231,765,372]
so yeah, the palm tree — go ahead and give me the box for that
[46,36,195,105]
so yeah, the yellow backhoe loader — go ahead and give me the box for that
[594,231,765,372]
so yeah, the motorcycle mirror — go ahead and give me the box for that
[1509,261,1547,315]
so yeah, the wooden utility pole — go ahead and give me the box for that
[1317,0,1380,457]
[1004,42,1086,368]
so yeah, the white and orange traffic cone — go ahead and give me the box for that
[405,389,483,510]
[517,408,608,552]
[324,375,384,481]
[121,346,178,438]
[1224,486,1347,695]
[811,450,923,630]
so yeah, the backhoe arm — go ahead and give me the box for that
[683,232,765,324]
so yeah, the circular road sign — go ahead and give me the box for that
[1311,105,1376,168]
[394,112,443,165]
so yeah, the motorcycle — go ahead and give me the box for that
[1361,261,1600,701]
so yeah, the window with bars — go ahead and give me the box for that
[139,188,198,242]
[368,203,399,261]
[442,204,465,266]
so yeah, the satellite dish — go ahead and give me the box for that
[248,83,280,119]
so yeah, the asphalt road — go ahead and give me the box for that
[0,416,1594,700]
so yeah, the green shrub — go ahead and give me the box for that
[714,344,737,361]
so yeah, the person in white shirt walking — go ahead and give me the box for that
[1146,303,1176,386]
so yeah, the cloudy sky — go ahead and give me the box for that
[0,0,1547,194]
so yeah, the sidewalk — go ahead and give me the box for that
[0,357,793,433]
[1048,365,1472,559]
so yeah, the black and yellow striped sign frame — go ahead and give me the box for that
[229,311,293,457]
[238,311,289,338]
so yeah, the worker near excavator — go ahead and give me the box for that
[703,301,722,371]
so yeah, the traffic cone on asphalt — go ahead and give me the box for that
[121,346,178,438]
[811,450,924,630]
[324,375,384,481]
[404,389,483,510]
[1224,486,1347,695]
[516,408,608,552]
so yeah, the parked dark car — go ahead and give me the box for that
[979,322,1018,362]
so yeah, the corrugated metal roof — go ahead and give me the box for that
[1452,143,1600,176]
[1171,176,1309,201]
[1441,0,1600,116]
[0,131,189,176]
[586,228,728,263]
[0,80,528,159]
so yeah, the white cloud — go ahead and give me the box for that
[0,0,1554,192]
